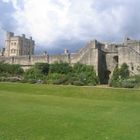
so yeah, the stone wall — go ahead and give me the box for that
[118,40,140,75]
[4,32,35,57]
[1,37,140,83]
[71,40,99,75]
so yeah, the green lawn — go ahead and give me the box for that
[0,83,140,140]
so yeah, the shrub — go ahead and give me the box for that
[47,73,68,84]
[49,62,72,74]
[35,63,49,75]
[24,67,45,82]
[129,75,140,88]
[110,63,130,87]
[135,83,140,88]
[28,79,38,84]
[119,63,129,79]
[0,61,99,86]
[72,81,84,86]
[0,62,24,76]
[121,78,137,88]
[72,63,99,86]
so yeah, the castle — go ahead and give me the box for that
[0,32,140,83]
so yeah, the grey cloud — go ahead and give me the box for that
[1,0,140,53]
[0,1,17,47]
[0,1,16,30]
[36,38,85,54]
[91,0,140,39]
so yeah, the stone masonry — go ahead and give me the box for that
[4,32,34,57]
[0,32,140,83]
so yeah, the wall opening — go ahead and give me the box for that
[113,56,118,63]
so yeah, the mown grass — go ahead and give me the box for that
[0,83,140,140]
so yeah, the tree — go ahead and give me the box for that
[110,63,130,87]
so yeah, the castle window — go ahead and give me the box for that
[14,42,16,46]
[11,49,14,53]
[11,49,16,53]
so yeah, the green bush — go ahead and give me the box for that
[46,73,68,84]
[0,61,99,86]
[53,76,68,85]
[27,79,38,84]
[129,75,140,88]
[72,63,99,86]
[72,81,84,86]
[46,63,98,86]
[24,68,45,82]
[35,63,49,75]
[49,62,72,74]
[0,62,24,76]
[135,83,140,88]
[110,63,130,87]
[119,63,130,79]
[121,78,136,88]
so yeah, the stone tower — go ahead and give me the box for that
[4,31,35,57]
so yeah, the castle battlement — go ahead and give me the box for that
[1,32,140,84]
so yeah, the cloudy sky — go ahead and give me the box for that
[0,0,140,53]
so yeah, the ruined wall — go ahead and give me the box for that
[49,54,70,64]
[118,40,140,75]
[1,36,140,83]
[0,39,115,83]
[103,44,118,75]
[70,40,99,75]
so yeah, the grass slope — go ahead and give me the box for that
[0,83,140,140]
